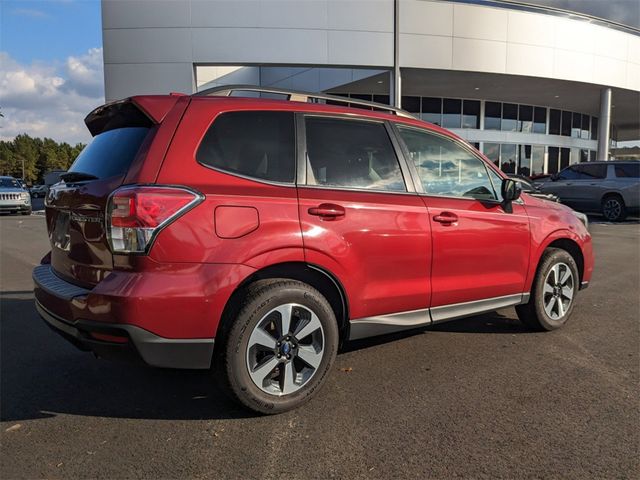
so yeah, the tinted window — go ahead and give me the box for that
[196,111,295,183]
[558,166,581,180]
[501,103,517,131]
[442,99,462,128]
[548,147,560,174]
[581,164,607,179]
[305,117,405,192]
[549,109,561,135]
[421,97,442,125]
[0,178,21,188]
[533,107,546,134]
[615,163,640,178]
[69,127,150,179]
[485,102,501,130]
[398,127,497,200]
[519,105,533,133]
[462,100,480,129]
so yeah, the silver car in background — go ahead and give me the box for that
[539,161,640,221]
[0,176,32,216]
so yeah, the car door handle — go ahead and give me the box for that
[433,212,458,225]
[308,203,345,219]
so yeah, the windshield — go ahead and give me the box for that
[68,127,151,180]
[0,178,21,188]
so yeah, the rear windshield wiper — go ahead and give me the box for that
[60,171,99,183]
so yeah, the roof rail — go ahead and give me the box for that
[194,84,415,119]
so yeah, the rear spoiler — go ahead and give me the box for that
[84,95,185,137]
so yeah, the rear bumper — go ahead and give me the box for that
[33,264,217,369]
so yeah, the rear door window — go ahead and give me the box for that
[68,127,151,179]
[304,117,406,192]
[579,164,607,179]
[196,111,295,183]
[614,163,640,178]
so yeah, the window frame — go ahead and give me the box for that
[390,122,505,203]
[296,112,417,195]
[196,109,298,188]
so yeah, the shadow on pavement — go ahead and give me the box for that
[2,291,529,423]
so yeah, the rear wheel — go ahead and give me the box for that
[516,248,579,331]
[602,194,626,222]
[216,279,338,414]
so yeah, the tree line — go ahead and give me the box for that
[0,134,85,184]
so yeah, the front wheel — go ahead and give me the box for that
[216,279,338,414]
[516,248,579,331]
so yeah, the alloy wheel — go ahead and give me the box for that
[245,303,325,396]
[603,198,622,221]
[542,262,574,320]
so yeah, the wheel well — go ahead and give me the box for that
[218,262,349,342]
[546,239,584,283]
[601,192,624,204]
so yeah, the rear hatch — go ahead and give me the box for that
[46,98,172,287]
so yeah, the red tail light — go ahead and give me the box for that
[107,186,203,254]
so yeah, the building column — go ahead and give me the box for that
[596,87,612,160]
[392,0,401,108]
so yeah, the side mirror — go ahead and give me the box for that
[501,178,521,213]
[550,173,559,181]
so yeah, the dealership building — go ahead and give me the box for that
[101,0,640,176]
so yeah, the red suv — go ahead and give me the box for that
[33,86,593,413]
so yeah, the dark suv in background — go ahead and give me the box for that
[539,161,639,221]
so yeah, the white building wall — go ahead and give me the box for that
[102,0,640,101]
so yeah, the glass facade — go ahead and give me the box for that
[326,93,601,177]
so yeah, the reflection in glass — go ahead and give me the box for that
[421,98,441,125]
[519,105,533,133]
[502,103,518,131]
[531,146,545,175]
[580,149,589,163]
[533,107,546,134]
[518,145,532,176]
[581,114,590,139]
[571,112,581,138]
[462,100,480,129]
[397,126,497,200]
[485,102,501,130]
[483,142,500,168]
[500,144,517,173]
[442,99,462,128]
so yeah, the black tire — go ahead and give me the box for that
[215,279,339,414]
[602,194,626,222]
[516,248,579,331]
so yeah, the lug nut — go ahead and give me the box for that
[277,354,281,358]
[286,355,291,360]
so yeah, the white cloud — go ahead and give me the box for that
[0,48,104,144]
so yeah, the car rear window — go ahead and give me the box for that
[614,163,640,178]
[68,127,151,179]
[196,111,295,183]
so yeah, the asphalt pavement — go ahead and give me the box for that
[1,215,638,479]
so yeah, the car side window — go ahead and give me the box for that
[304,117,406,192]
[557,166,581,180]
[615,163,640,178]
[580,164,607,179]
[397,126,498,200]
[196,111,295,183]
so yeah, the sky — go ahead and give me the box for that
[0,0,638,145]
[0,0,103,144]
